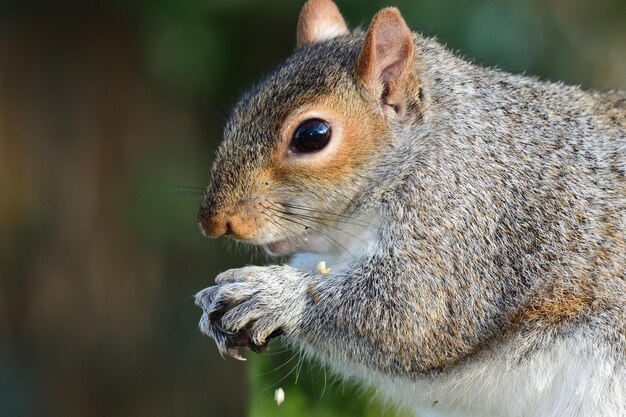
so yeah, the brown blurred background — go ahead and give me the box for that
[0,1,624,416]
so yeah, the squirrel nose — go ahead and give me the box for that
[198,196,260,239]
[198,211,233,238]
[198,204,256,239]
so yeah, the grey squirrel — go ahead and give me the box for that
[194,1,626,416]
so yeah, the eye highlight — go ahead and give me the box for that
[290,119,331,153]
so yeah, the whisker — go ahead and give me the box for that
[265,201,372,243]
[265,199,373,236]
[320,362,327,400]
[263,207,357,260]
[270,204,372,231]
[165,183,206,189]
[262,212,311,254]
[164,183,207,194]
[280,202,373,225]
[262,353,303,391]
[264,346,295,356]
[257,352,299,376]
[285,211,369,245]
[294,350,306,385]
[165,191,205,197]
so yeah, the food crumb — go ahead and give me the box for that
[274,387,285,406]
[316,261,331,274]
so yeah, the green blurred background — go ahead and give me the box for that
[0,0,624,416]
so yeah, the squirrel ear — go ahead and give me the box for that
[296,0,349,48]
[356,8,415,118]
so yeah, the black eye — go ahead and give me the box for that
[291,119,331,153]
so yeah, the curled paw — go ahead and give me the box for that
[195,265,303,360]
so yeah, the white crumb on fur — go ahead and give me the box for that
[274,387,285,406]
[316,261,331,274]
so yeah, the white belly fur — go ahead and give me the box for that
[302,335,624,417]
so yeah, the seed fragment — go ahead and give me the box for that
[274,387,285,405]
[316,261,331,274]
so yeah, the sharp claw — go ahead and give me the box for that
[227,347,247,361]
[214,334,230,359]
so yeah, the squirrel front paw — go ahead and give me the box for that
[195,265,305,360]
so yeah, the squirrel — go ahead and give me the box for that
[194,1,625,416]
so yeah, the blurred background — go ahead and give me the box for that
[0,0,624,416]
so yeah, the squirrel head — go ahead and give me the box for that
[199,0,422,255]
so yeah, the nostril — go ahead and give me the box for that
[224,221,234,236]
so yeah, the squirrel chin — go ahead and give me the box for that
[263,234,325,256]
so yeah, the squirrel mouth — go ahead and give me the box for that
[264,238,303,256]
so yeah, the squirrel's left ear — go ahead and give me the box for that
[296,0,349,48]
[356,8,417,118]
